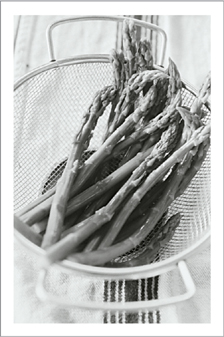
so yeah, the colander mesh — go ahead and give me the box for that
[14,60,210,265]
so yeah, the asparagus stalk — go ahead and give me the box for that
[190,71,211,117]
[110,49,126,91]
[175,138,210,198]
[122,18,137,79]
[41,85,117,249]
[109,213,182,267]
[103,50,126,141]
[166,57,182,105]
[136,39,154,72]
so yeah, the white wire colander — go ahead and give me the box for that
[14,16,211,312]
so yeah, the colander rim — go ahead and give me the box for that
[14,228,210,279]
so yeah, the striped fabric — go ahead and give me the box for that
[103,277,160,323]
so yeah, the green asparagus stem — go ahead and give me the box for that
[175,138,210,198]
[103,50,126,141]
[109,213,182,267]
[122,18,137,79]
[110,49,126,91]
[190,71,211,117]
[166,57,182,105]
[41,85,117,249]
[136,39,154,72]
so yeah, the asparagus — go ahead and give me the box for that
[108,213,182,267]
[24,96,175,228]
[136,39,154,72]
[66,157,193,267]
[16,18,211,270]
[104,25,154,141]
[41,85,117,249]
[166,57,182,105]
[40,121,210,267]
[21,140,156,227]
[175,138,210,198]
[122,18,137,79]
[62,115,181,240]
[103,50,126,141]
[97,116,183,248]
[16,62,181,220]
[66,133,209,267]
[109,170,175,239]
[112,71,169,133]
[110,49,126,91]
[61,181,125,235]
[190,71,211,117]
[71,81,172,195]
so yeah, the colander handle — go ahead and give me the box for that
[46,15,167,66]
[35,260,196,312]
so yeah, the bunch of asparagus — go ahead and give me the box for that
[15,19,211,268]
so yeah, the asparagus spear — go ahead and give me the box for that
[166,57,182,105]
[190,71,211,117]
[103,50,126,141]
[136,39,154,72]
[41,85,117,249]
[108,213,182,267]
[122,18,137,79]
[110,49,126,91]
[175,138,210,198]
